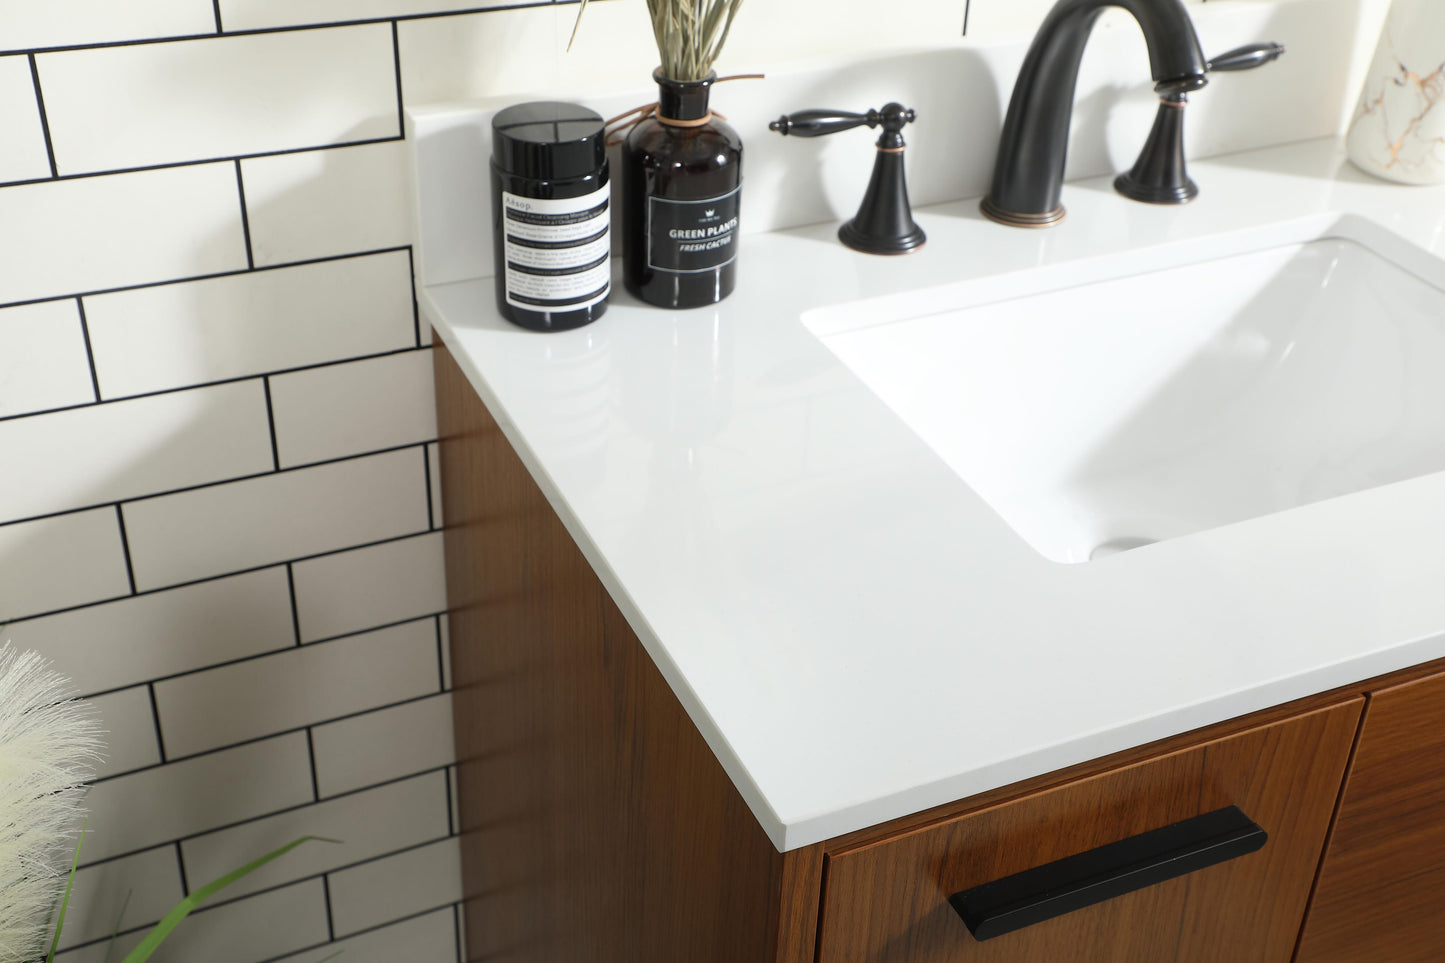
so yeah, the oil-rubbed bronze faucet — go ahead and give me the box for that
[981,0,1208,228]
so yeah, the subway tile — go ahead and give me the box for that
[312,693,454,798]
[0,1,216,54]
[0,300,94,417]
[0,163,246,307]
[0,54,50,183]
[291,531,447,642]
[154,619,440,759]
[0,380,272,524]
[397,5,654,106]
[428,441,443,530]
[222,0,510,31]
[148,880,329,963]
[0,509,129,622]
[36,26,398,175]
[270,350,436,468]
[274,907,457,963]
[84,250,415,399]
[241,140,412,267]
[327,837,462,937]
[123,448,431,591]
[398,6,570,106]
[56,846,183,950]
[182,772,450,902]
[88,686,161,780]
[80,733,313,863]
[5,568,294,695]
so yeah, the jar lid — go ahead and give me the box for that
[491,101,607,181]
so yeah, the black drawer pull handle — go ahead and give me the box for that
[949,805,1267,941]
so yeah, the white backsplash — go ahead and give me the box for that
[409,0,1387,288]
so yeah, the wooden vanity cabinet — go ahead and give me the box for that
[1296,669,1445,963]
[434,343,1445,963]
[817,700,1359,963]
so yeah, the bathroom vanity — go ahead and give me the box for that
[424,134,1445,960]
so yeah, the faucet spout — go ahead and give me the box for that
[981,0,1208,227]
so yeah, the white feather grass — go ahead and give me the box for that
[0,646,99,962]
[570,0,746,81]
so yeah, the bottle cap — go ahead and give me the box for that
[491,101,607,182]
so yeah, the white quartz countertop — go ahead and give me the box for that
[421,137,1445,851]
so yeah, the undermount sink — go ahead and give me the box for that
[805,215,1445,564]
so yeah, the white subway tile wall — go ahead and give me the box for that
[240,140,413,266]
[0,1,1127,957]
[0,54,50,183]
[0,299,94,417]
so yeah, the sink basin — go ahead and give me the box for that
[805,215,1445,563]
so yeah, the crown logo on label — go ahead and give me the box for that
[705,209,715,217]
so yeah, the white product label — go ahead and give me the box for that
[502,186,611,311]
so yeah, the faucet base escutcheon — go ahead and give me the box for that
[980,195,1065,228]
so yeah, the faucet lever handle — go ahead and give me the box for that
[769,105,917,138]
[769,109,878,137]
[1207,42,1286,73]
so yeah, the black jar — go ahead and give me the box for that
[622,70,743,309]
[490,102,610,331]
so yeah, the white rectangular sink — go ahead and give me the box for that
[805,215,1445,563]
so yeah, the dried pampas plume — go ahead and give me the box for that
[0,645,100,962]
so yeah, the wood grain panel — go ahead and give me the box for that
[817,699,1362,963]
[434,343,820,963]
[1296,670,1445,963]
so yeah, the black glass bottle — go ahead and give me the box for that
[622,70,743,309]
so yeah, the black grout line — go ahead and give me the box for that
[90,686,448,783]
[962,0,971,36]
[212,0,223,32]
[68,841,461,955]
[114,505,138,595]
[0,136,404,192]
[422,443,436,532]
[74,297,102,403]
[27,54,57,178]
[0,242,411,313]
[454,903,464,963]
[46,608,446,706]
[76,769,454,880]
[175,840,191,895]
[250,902,465,963]
[263,376,282,471]
[7,526,441,629]
[407,246,422,348]
[322,873,337,941]
[0,341,426,426]
[434,613,446,691]
[1,436,436,530]
[305,727,322,801]
[443,765,455,836]
[286,562,304,645]
[391,21,405,139]
[147,682,169,762]
[0,4,552,56]
[234,159,255,269]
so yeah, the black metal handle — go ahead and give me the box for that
[1207,42,1286,72]
[949,806,1267,942]
[769,104,916,138]
[770,108,879,137]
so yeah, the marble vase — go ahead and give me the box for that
[1347,0,1445,184]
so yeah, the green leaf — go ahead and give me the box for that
[103,890,133,963]
[120,836,339,963]
[46,818,86,963]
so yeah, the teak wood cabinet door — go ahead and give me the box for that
[1296,669,1445,963]
[816,700,1362,963]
